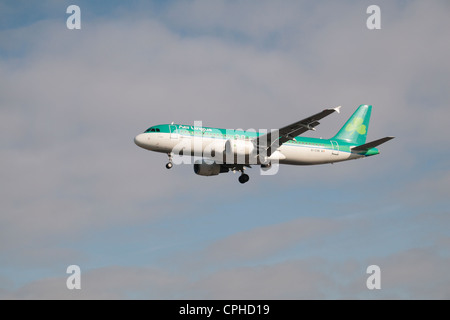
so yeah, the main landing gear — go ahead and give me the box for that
[166,153,173,169]
[238,172,250,184]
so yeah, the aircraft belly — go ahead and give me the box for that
[279,145,351,165]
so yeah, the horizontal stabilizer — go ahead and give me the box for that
[351,136,394,151]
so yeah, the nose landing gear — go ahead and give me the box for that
[166,153,173,169]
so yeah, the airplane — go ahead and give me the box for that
[134,104,394,184]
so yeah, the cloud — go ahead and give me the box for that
[381,248,450,299]
[192,259,331,299]
[395,170,450,206]
[3,245,449,299]
[193,245,450,299]
[342,248,450,299]
[1,265,187,299]
[2,17,266,251]
[1,0,450,300]
[202,217,342,263]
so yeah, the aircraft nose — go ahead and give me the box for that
[134,133,148,148]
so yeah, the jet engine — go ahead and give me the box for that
[193,160,229,176]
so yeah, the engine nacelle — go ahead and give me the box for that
[193,160,229,176]
[225,139,255,156]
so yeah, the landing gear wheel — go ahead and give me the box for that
[238,173,250,184]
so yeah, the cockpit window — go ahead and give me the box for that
[144,127,161,133]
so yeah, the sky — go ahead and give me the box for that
[0,0,449,299]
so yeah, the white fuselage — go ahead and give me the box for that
[134,132,363,166]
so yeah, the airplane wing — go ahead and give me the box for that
[255,106,341,156]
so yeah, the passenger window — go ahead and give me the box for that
[156,128,160,132]
[151,129,155,132]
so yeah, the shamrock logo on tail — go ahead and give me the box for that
[345,117,366,135]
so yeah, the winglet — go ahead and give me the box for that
[334,106,341,114]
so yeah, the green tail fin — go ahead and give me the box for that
[332,105,372,145]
